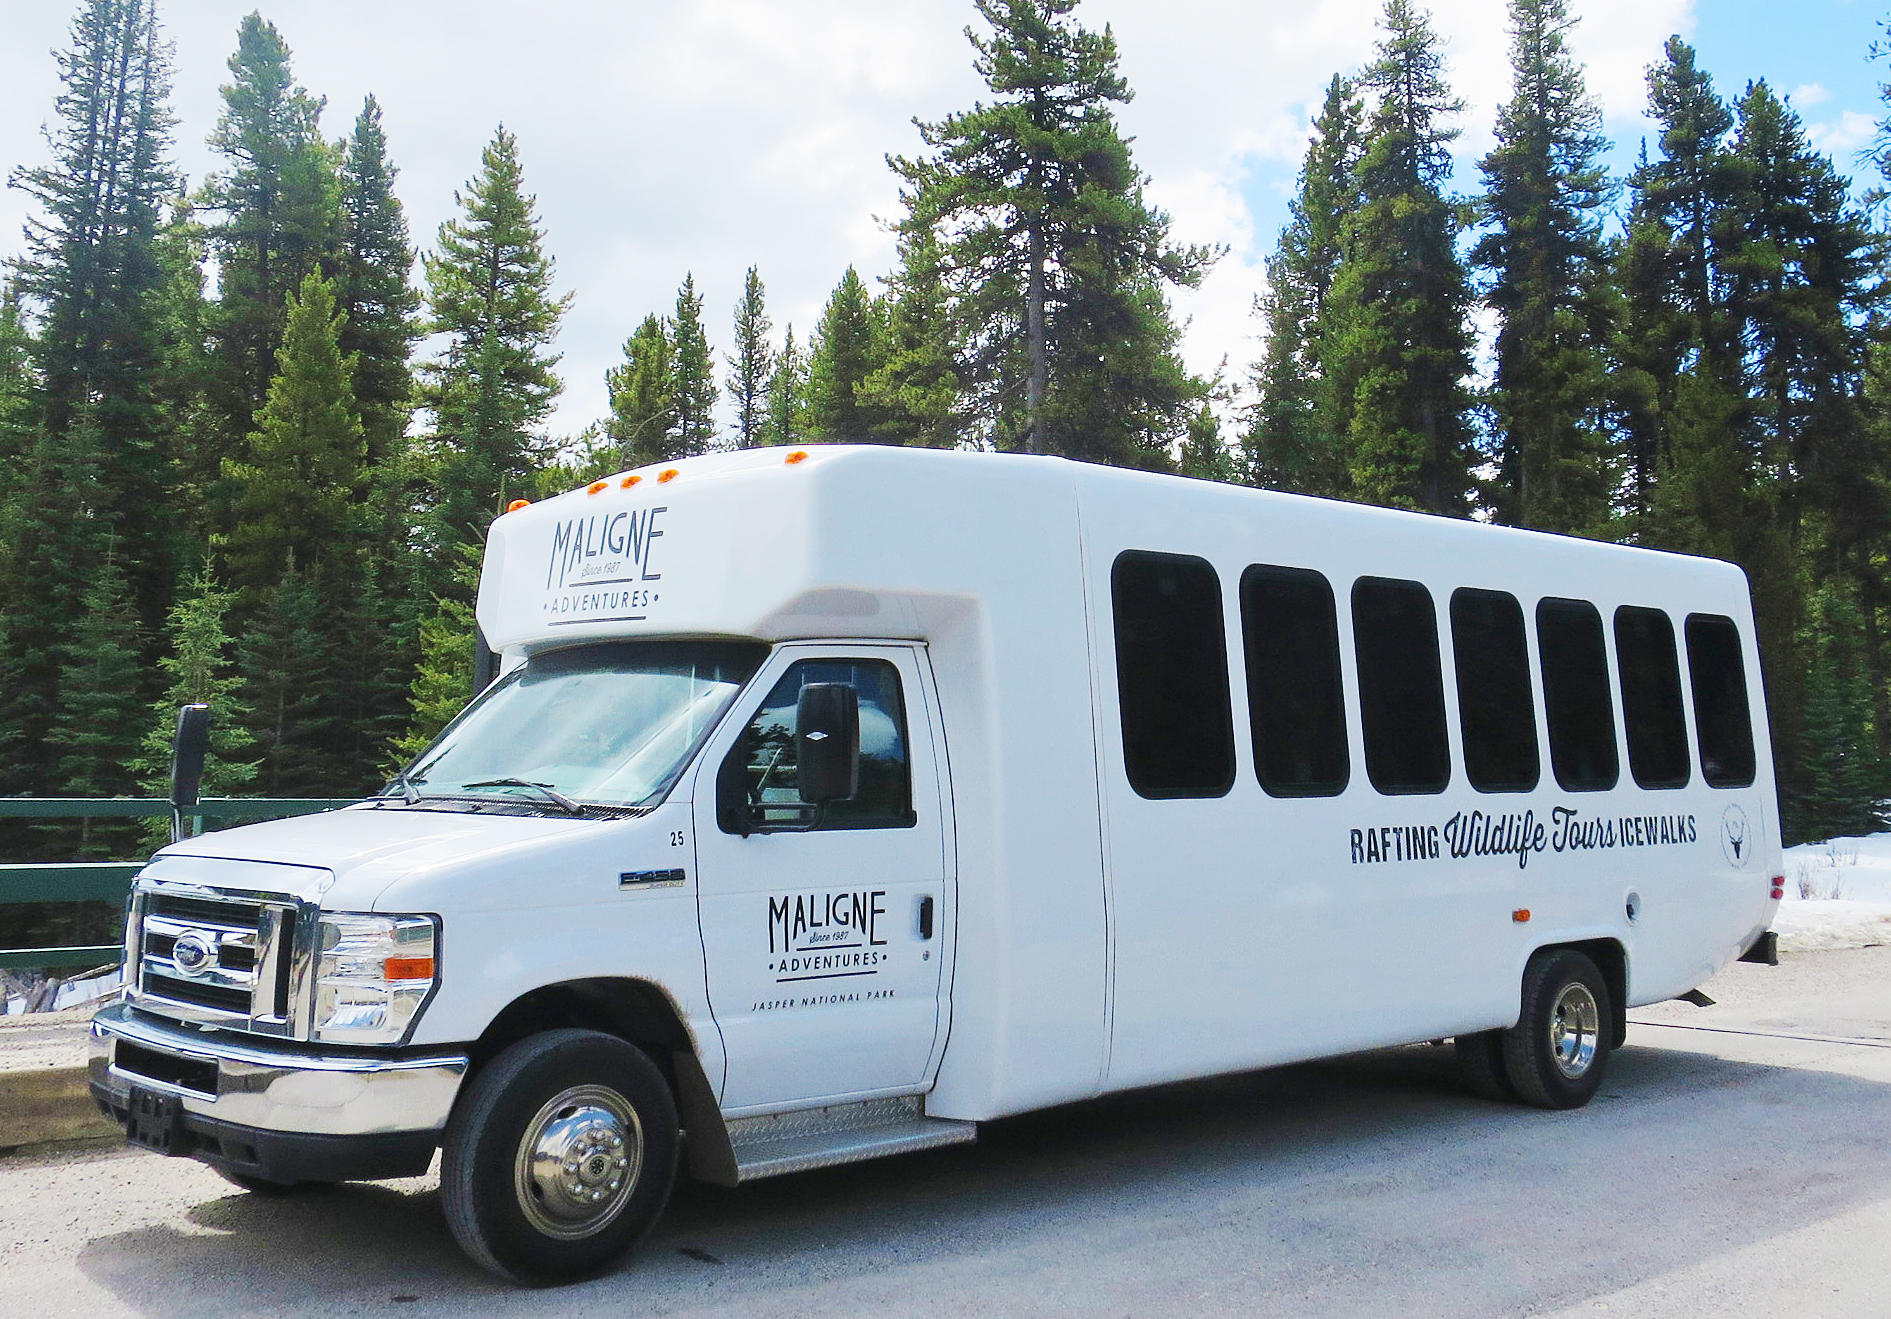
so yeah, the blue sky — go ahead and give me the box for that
[1,1,1885,434]
[1606,1,1884,185]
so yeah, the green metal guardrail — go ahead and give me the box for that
[0,798,356,973]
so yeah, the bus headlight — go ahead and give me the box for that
[313,913,439,1044]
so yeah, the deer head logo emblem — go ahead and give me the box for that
[1720,804,1751,869]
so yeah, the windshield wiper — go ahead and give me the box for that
[459,778,586,816]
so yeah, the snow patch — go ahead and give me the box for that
[1778,832,1891,952]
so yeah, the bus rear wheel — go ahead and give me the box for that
[1502,949,1612,1110]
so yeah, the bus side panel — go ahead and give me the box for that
[1080,473,1781,1091]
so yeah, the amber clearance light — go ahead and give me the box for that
[785,449,809,465]
[657,468,680,483]
[505,499,531,513]
[383,955,434,982]
[621,474,642,488]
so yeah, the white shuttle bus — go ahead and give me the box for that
[90,446,1782,1283]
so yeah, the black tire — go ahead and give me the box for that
[441,1029,679,1285]
[1454,1030,1513,1102]
[1501,949,1612,1110]
[215,1168,303,1196]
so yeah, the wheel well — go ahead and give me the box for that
[468,978,696,1079]
[1541,938,1628,1050]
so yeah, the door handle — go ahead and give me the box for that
[918,895,935,940]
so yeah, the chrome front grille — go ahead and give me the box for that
[130,884,303,1035]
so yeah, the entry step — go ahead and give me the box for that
[726,1095,976,1181]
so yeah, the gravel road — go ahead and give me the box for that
[4,947,1888,1318]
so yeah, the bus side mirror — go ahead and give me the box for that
[170,704,210,844]
[170,704,209,810]
[795,684,859,805]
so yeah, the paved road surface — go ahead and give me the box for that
[3,948,1889,1318]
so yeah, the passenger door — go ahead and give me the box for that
[692,644,950,1111]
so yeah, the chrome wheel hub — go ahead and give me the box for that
[1549,982,1601,1079]
[514,1084,643,1239]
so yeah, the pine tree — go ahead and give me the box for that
[727,266,772,448]
[1474,0,1616,534]
[670,273,717,455]
[202,13,340,467]
[1720,82,1876,560]
[335,95,420,468]
[1327,0,1477,515]
[1617,40,1740,529]
[605,314,679,465]
[806,267,880,441]
[858,229,963,448]
[0,407,110,791]
[133,566,257,810]
[890,0,1214,460]
[1615,39,1742,524]
[221,271,366,601]
[762,324,810,447]
[388,553,481,765]
[240,562,342,796]
[1247,77,1365,495]
[1179,402,1232,482]
[49,551,147,856]
[422,126,570,547]
[10,0,179,633]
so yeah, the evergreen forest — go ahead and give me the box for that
[4,0,1890,945]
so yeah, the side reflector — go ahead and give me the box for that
[383,956,434,982]
[587,480,608,495]
[1512,909,1531,923]
[785,449,809,465]
[506,498,530,513]
[621,474,641,488]
[658,468,680,483]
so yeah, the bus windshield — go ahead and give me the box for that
[395,641,766,811]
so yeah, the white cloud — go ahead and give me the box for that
[1792,82,1832,108]
[0,0,1709,445]
[1809,110,1877,161]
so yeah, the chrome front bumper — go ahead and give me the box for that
[89,1000,467,1137]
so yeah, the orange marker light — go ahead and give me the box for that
[657,468,680,483]
[587,480,608,495]
[1511,909,1531,923]
[505,498,531,513]
[785,449,809,465]
[621,474,642,488]
[383,956,434,982]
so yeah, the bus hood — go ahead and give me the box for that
[149,803,614,910]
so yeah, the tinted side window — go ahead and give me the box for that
[1450,589,1539,793]
[1537,598,1618,791]
[723,658,914,830]
[1111,552,1235,799]
[1352,577,1450,795]
[1615,607,1690,789]
[1242,565,1349,797]
[1686,614,1757,788]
